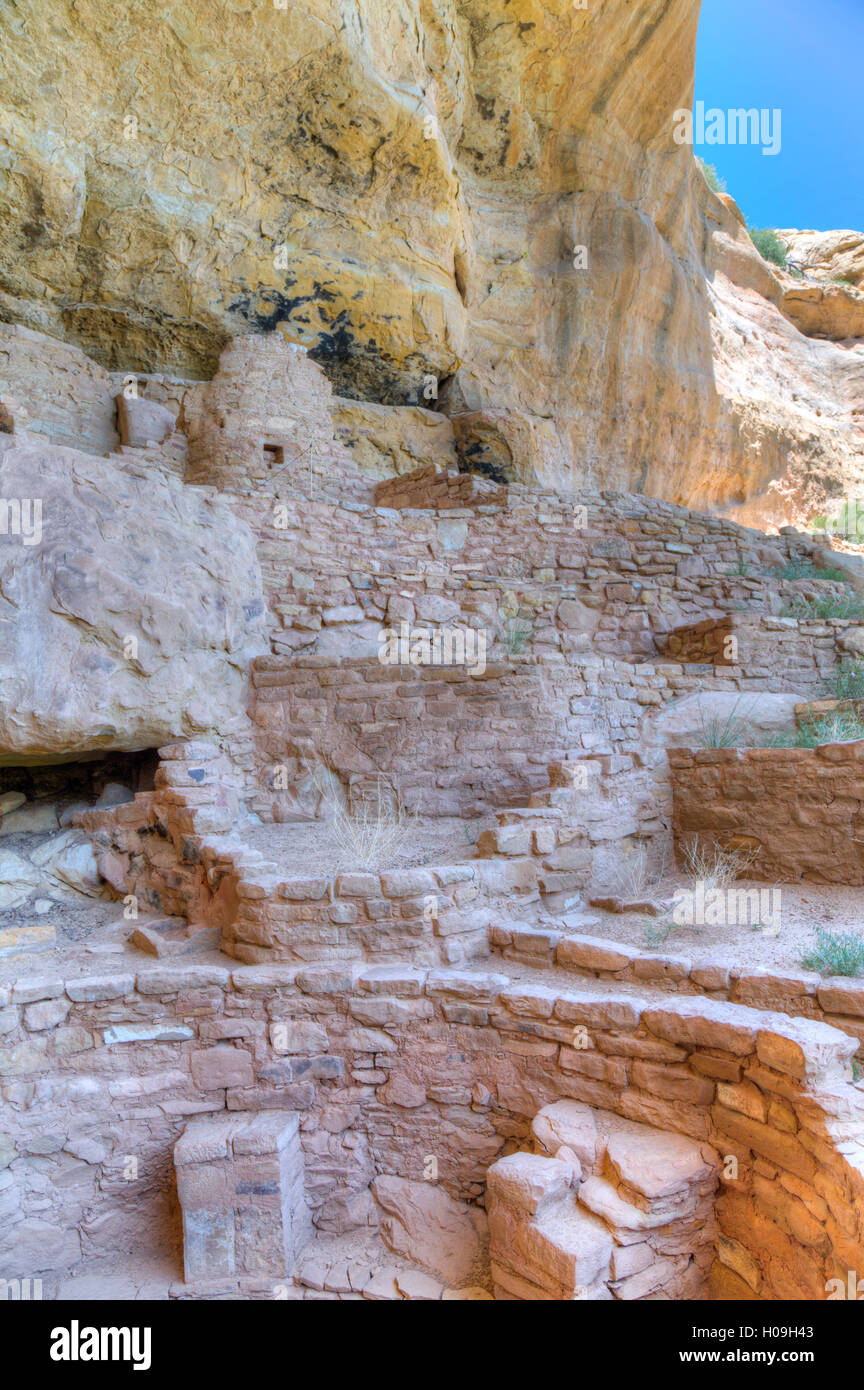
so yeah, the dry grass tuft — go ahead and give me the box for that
[610,843,669,902]
[330,777,416,871]
[681,839,756,890]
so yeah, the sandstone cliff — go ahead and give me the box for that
[0,434,266,760]
[779,229,864,288]
[0,0,862,521]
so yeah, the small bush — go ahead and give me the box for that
[642,918,676,948]
[827,658,864,701]
[801,928,864,978]
[749,227,788,268]
[770,560,847,583]
[610,843,669,903]
[781,592,864,621]
[796,711,864,747]
[497,614,532,656]
[764,709,864,748]
[695,696,758,749]
[330,778,415,871]
[697,158,726,194]
[681,839,755,889]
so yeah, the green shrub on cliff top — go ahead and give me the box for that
[697,158,726,194]
[749,227,788,268]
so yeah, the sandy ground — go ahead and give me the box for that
[0,898,147,988]
[3,895,126,941]
[576,874,864,975]
[242,814,495,877]
[7,815,864,982]
[50,1226,488,1301]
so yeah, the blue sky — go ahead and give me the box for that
[695,0,863,232]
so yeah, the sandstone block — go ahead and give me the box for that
[191,1046,255,1091]
[486,1153,574,1216]
[372,1177,487,1285]
[174,1111,311,1284]
[556,936,635,973]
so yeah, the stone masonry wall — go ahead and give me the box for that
[237,478,848,670]
[246,624,853,824]
[179,336,855,667]
[79,740,546,967]
[2,961,864,1303]
[492,923,864,1057]
[669,743,864,885]
[373,464,502,510]
[486,1105,721,1300]
[0,323,120,456]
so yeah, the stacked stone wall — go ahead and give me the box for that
[670,743,864,884]
[2,962,862,1303]
[492,923,864,1056]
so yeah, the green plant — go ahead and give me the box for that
[695,696,758,749]
[697,158,726,194]
[642,918,676,947]
[748,226,788,268]
[760,728,799,748]
[681,839,755,889]
[726,556,752,577]
[463,819,481,845]
[782,592,864,621]
[795,710,864,747]
[801,928,864,978]
[769,560,847,583]
[497,614,532,656]
[764,709,864,749]
[827,658,864,701]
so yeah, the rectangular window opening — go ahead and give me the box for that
[263,443,285,468]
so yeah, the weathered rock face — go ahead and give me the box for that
[779,280,864,344]
[330,398,457,478]
[0,0,862,520]
[372,1176,488,1284]
[697,238,864,528]
[772,231,864,341]
[779,229,864,288]
[0,438,266,760]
